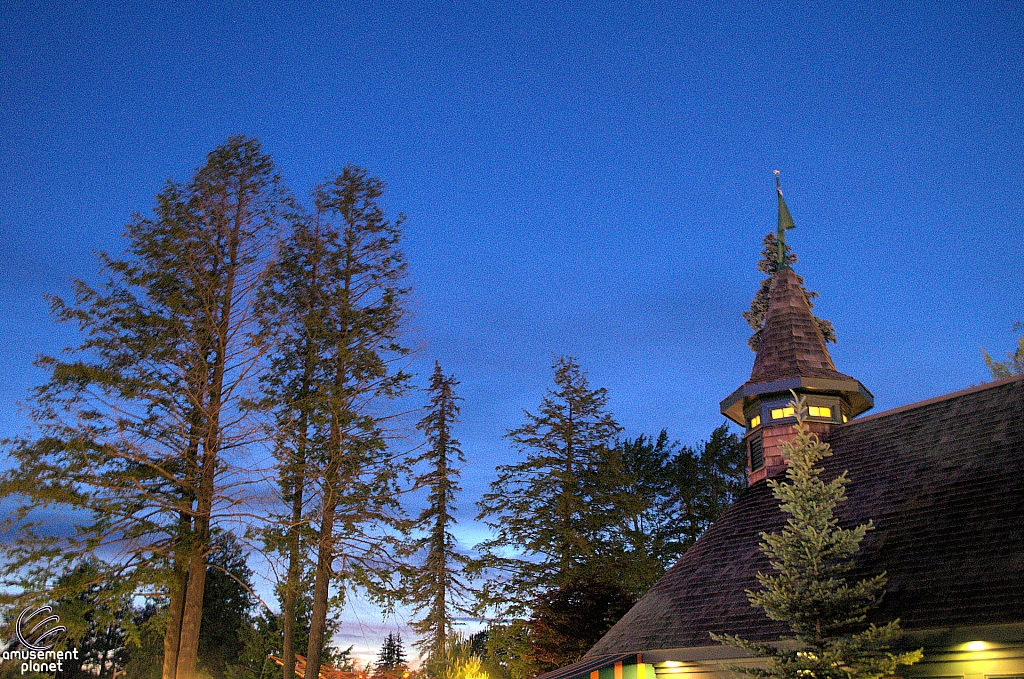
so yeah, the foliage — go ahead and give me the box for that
[477,622,535,679]
[405,364,475,663]
[476,356,622,616]
[424,634,490,679]
[744,233,836,351]
[254,170,330,679]
[477,357,749,670]
[0,135,286,679]
[197,533,256,679]
[48,562,134,678]
[440,656,488,679]
[375,633,409,679]
[222,608,348,679]
[294,165,412,679]
[41,533,258,679]
[981,322,1024,379]
[597,424,746,595]
[527,574,635,673]
[713,397,921,679]
[122,603,165,679]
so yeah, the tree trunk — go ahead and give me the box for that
[175,209,238,679]
[164,415,200,679]
[282,429,307,679]
[175,459,214,679]
[304,470,338,679]
[161,546,189,679]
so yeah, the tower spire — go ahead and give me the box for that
[720,176,874,486]
[774,170,795,269]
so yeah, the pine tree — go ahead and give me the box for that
[405,363,474,666]
[476,356,622,616]
[593,431,681,596]
[743,233,836,351]
[590,424,746,599]
[688,423,748,533]
[300,166,411,679]
[0,136,286,679]
[375,633,408,678]
[198,532,256,679]
[713,397,921,679]
[255,207,330,679]
[981,322,1024,379]
[49,561,134,678]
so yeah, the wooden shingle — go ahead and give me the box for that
[587,376,1024,656]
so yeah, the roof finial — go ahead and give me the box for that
[774,170,795,269]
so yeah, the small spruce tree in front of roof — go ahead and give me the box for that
[713,396,921,679]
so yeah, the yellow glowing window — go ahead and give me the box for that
[808,406,831,418]
[771,406,795,419]
[750,415,761,428]
[843,413,848,423]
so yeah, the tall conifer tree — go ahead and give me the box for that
[405,363,474,667]
[256,210,330,679]
[299,166,411,679]
[713,398,921,679]
[476,356,622,616]
[0,136,285,679]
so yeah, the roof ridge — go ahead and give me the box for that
[841,374,1024,426]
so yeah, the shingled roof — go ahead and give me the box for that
[748,266,852,385]
[588,375,1024,656]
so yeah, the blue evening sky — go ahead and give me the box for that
[2,0,1023,657]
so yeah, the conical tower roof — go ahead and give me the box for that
[720,177,873,426]
[747,266,851,385]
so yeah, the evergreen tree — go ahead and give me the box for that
[405,363,474,665]
[981,322,1024,379]
[713,398,921,679]
[476,356,622,616]
[477,622,533,679]
[743,233,836,351]
[527,574,634,673]
[671,423,747,544]
[198,533,256,679]
[122,602,165,679]
[299,166,411,679]
[591,431,680,596]
[0,136,286,679]
[50,562,134,679]
[593,424,746,598]
[255,201,330,679]
[477,361,745,672]
[223,595,347,679]
[375,633,408,678]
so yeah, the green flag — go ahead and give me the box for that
[775,172,795,266]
